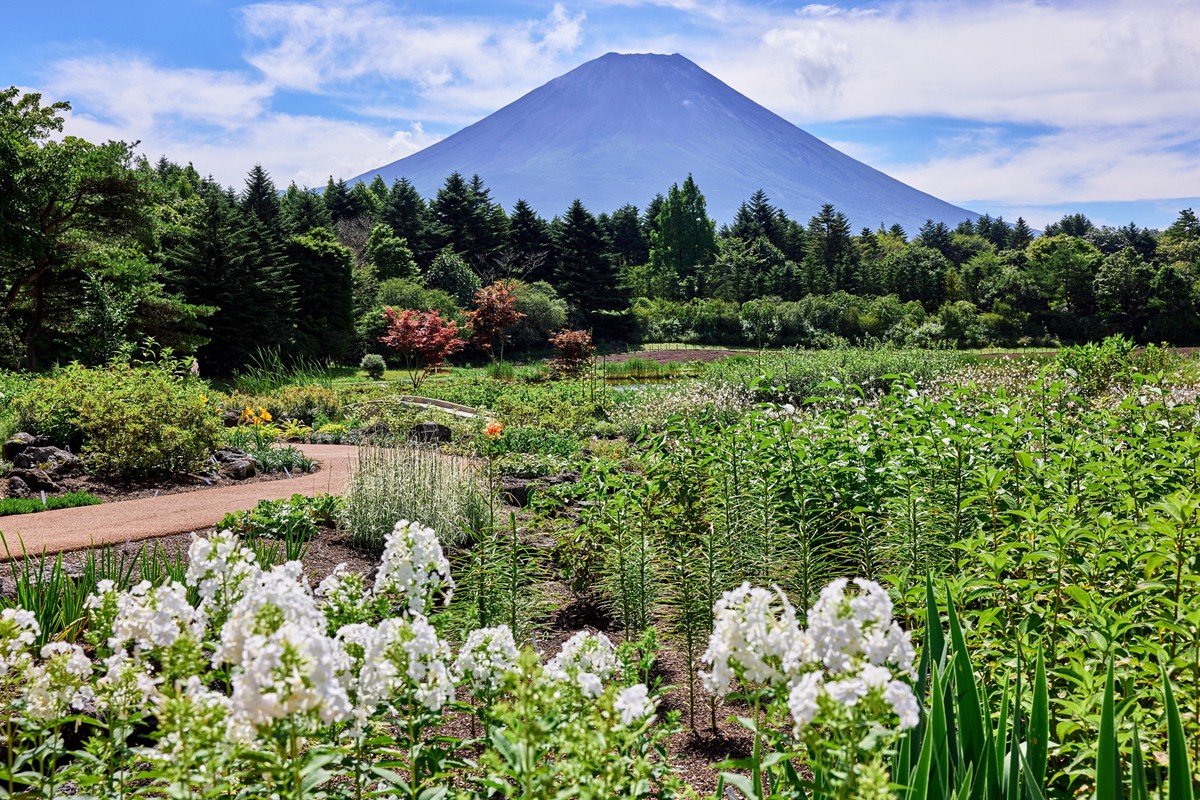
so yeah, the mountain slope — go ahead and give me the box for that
[353,52,977,231]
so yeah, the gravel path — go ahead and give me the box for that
[0,444,358,559]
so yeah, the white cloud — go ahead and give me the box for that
[238,0,589,118]
[45,57,440,188]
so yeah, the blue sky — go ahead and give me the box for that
[5,0,1199,228]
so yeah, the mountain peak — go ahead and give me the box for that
[352,53,976,230]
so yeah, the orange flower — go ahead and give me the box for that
[483,421,503,437]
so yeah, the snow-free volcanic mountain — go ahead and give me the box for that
[353,53,978,231]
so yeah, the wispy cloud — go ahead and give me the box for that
[239,0,588,118]
[47,56,440,188]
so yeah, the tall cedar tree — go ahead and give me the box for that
[507,199,556,282]
[604,204,650,270]
[802,204,857,295]
[380,178,434,268]
[648,175,718,299]
[286,227,355,361]
[432,172,507,263]
[281,182,332,236]
[554,199,626,319]
[168,182,286,373]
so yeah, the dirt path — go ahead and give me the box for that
[0,444,358,560]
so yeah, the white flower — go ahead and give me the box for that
[614,683,656,726]
[787,671,824,733]
[229,621,352,728]
[96,651,162,716]
[109,580,206,655]
[577,672,603,698]
[884,679,920,729]
[455,625,520,697]
[701,583,801,696]
[346,615,454,716]
[546,631,619,696]
[23,642,94,720]
[804,578,915,679]
[375,520,455,615]
[0,608,40,675]
[185,530,262,622]
[825,676,867,707]
[214,561,325,669]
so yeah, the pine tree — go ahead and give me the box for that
[648,175,718,299]
[281,183,332,236]
[604,204,650,270]
[554,199,626,318]
[1010,217,1035,249]
[801,204,857,294]
[287,227,355,361]
[507,199,555,282]
[324,177,354,223]
[380,178,434,268]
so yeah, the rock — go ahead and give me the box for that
[13,445,81,475]
[2,432,51,462]
[7,467,62,493]
[7,475,30,498]
[408,421,452,444]
[0,572,15,600]
[213,447,249,464]
[353,421,391,440]
[498,472,581,507]
[219,458,257,480]
[220,409,242,427]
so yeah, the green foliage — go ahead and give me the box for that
[359,352,386,380]
[478,425,580,458]
[0,491,101,516]
[13,361,222,477]
[218,493,334,563]
[1057,334,1174,396]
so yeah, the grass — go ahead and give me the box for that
[340,445,494,550]
[0,491,102,516]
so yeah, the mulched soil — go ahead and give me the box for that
[45,466,305,504]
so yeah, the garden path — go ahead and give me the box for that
[0,444,358,559]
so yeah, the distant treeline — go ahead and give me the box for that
[4,87,1199,373]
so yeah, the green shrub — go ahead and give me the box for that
[13,362,222,478]
[359,352,386,380]
[0,491,102,516]
[218,493,328,562]
[479,425,580,458]
[223,383,342,426]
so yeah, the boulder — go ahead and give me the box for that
[7,475,31,498]
[7,468,62,493]
[219,458,257,480]
[13,445,82,475]
[213,447,249,464]
[408,421,452,444]
[498,471,581,507]
[3,432,51,462]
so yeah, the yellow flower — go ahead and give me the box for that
[258,407,272,423]
[199,394,209,405]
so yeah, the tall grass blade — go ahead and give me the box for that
[1163,665,1195,800]
[1095,657,1120,800]
[1028,649,1049,788]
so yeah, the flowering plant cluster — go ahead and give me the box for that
[702,579,919,799]
[0,520,677,799]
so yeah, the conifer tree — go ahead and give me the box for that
[380,178,434,267]
[1010,217,1035,249]
[802,204,857,294]
[507,199,555,281]
[286,227,355,361]
[648,175,717,299]
[281,182,332,235]
[554,199,626,319]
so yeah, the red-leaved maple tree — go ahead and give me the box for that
[465,280,525,363]
[379,307,467,388]
[547,328,595,378]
